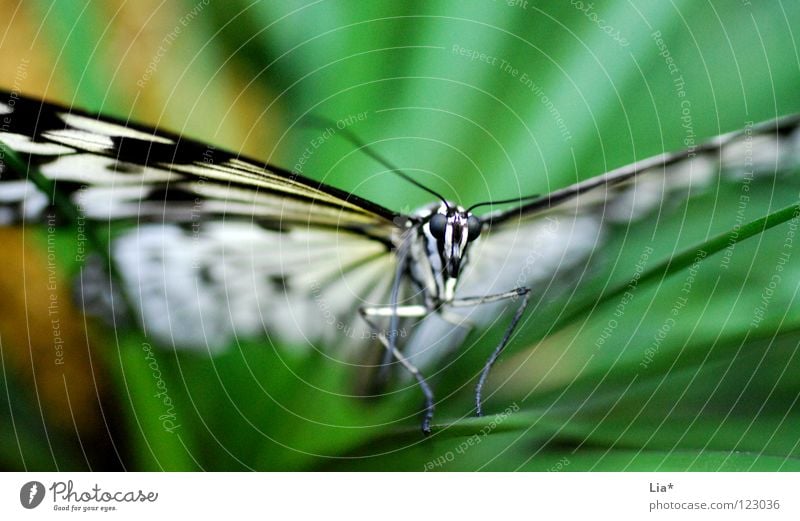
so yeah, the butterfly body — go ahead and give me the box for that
[403,201,482,306]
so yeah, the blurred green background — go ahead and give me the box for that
[1,0,799,471]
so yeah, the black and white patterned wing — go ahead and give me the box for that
[456,115,800,325]
[0,92,400,231]
[0,92,404,353]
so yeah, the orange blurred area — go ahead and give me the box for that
[0,227,108,445]
[0,0,282,162]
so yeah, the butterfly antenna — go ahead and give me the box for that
[467,193,542,213]
[300,115,450,208]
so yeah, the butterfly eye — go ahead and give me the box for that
[429,213,448,239]
[467,215,482,241]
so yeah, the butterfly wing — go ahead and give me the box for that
[0,92,399,230]
[454,115,800,328]
[0,92,405,354]
[482,115,800,227]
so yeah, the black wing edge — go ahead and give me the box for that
[0,89,402,225]
[481,113,800,227]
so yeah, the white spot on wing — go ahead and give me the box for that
[60,113,175,145]
[42,129,114,153]
[722,128,800,175]
[0,179,39,201]
[0,179,49,221]
[39,153,180,184]
[606,154,718,223]
[663,154,716,189]
[0,102,12,115]
[0,132,75,155]
[606,175,665,223]
[73,185,151,219]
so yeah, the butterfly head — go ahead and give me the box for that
[424,203,482,300]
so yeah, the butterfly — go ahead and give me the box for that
[1,90,798,434]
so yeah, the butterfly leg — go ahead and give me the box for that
[361,303,427,382]
[359,304,428,317]
[359,303,428,365]
[450,287,531,416]
[359,305,435,434]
